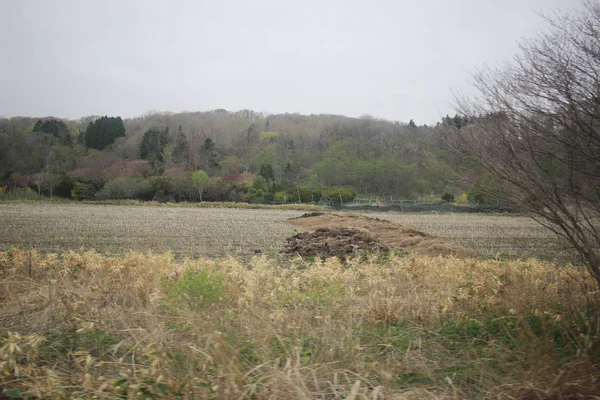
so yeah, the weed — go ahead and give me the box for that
[160,267,226,311]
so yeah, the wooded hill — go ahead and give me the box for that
[0,110,484,204]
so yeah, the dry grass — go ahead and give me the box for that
[1,249,599,399]
[0,199,329,212]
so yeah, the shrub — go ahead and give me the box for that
[274,191,288,203]
[202,179,244,202]
[160,268,225,311]
[442,193,455,202]
[98,177,154,200]
[148,176,170,202]
[243,176,270,201]
[71,182,96,200]
[284,186,322,203]
[53,176,75,198]
[321,186,357,203]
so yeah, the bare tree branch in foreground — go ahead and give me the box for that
[440,1,600,285]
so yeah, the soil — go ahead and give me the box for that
[283,228,388,259]
[286,212,474,259]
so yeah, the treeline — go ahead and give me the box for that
[0,110,495,204]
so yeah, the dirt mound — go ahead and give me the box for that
[288,213,474,258]
[284,228,388,259]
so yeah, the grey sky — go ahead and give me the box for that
[0,0,582,124]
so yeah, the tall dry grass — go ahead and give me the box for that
[0,198,328,212]
[0,249,598,399]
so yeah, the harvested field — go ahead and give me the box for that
[365,212,565,260]
[0,203,302,256]
[0,203,563,259]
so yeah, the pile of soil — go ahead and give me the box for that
[287,213,474,258]
[284,228,388,259]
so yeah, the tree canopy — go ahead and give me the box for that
[84,116,125,150]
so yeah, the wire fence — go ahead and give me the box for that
[247,199,512,213]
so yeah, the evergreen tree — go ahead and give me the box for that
[200,138,220,172]
[172,130,189,164]
[33,118,71,145]
[282,162,295,185]
[84,116,126,150]
[259,163,275,182]
[140,127,169,163]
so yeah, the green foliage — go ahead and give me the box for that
[71,182,96,200]
[191,170,209,201]
[53,176,75,198]
[321,186,356,203]
[140,127,169,164]
[441,114,471,129]
[84,116,126,150]
[160,268,226,311]
[277,185,355,203]
[0,187,41,201]
[284,185,321,203]
[311,142,352,186]
[2,388,22,399]
[199,138,220,173]
[40,328,117,360]
[171,130,189,164]
[243,176,270,201]
[191,170,209,188]
[258,163,275,182]
[0,110,478,203]
[33,118,71,145]
[77,328,117,357]
[259,131,280,140]
[273,191,288,203]
[467,177,504,205]
[98,177,155,200]
[442,193,455,202]
[147,176,170,201]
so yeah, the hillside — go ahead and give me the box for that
[0,110,478,204]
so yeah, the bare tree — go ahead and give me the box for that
[31,171,46,196]
[440,1,600,285]
[45,173,61,197]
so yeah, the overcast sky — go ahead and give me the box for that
[0,0,582,124]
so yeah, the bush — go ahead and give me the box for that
[53,176,75,198]
[3,187,41,200]
[284,186,322,203]
[442,193,455,202]
[243,176,270,202]
[148,176,171,202]
[321,186,357,203]
[202,179,244,202]
[98,177,155,200]
[273,191,288,203]
[71,182,96,200]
